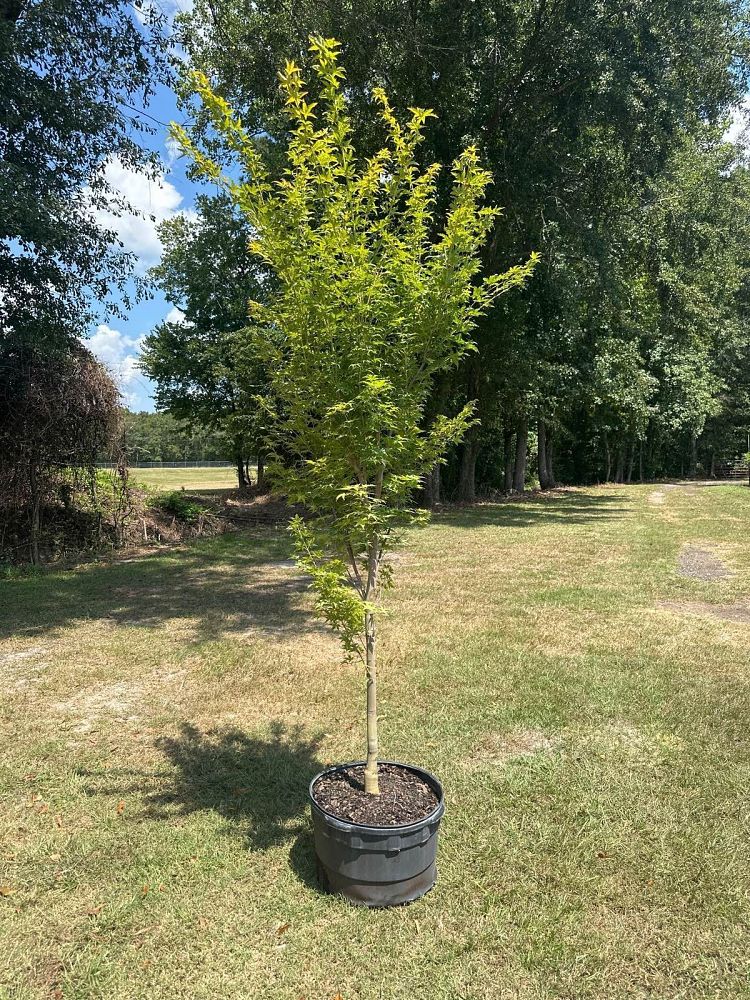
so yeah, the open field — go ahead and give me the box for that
[127,466,244,492]
[2,483,750,999]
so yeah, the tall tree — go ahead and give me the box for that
[0,0,166,352]
[174,37,536,792]
[141,194,269,488]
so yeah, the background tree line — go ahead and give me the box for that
[117,410,247,469]
[141,0,750,499]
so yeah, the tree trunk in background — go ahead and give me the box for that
[710,452,716,478]
[235,454,248,489]
[604,432,611,483]
[29,463,40,566]
[513,416,528,493]
[626,439,636,483]
[615,448,625,484]
[503,426,514,492]
[424,463,441,507]
[639,441,644,482]
[458,437,478,503]
[538,420,550,490]
[546,430,556,488]
[256,453,266,491]
[690,433,698,477]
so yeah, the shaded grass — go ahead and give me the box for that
[2,484,750,998]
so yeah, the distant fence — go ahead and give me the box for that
[714,462,749,480]
[96,461,234,469]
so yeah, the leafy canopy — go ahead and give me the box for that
[174,36,536,655]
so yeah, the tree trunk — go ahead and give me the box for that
[626,439,636,483]
[363,609,380,794]
[424,463,441,508]
[503,426,514,492]
[29,463,40,566]
[235,453,248,489]
[546,430,556,488]
[256,452,266,491]
[710,451,715,479]
[615,448,625,484]
[604,431,611,483]
[639,441,644,482]
[690,433,698,477]
[458,438,478,502]
[513,417,528,493]
[245,459,251,485]
[538,420,550,490]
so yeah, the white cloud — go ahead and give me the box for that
[92,157,194,268]
[88,323,153,408]
[165,134,183,167]
[725,97,750,147]
[165,306,186,325]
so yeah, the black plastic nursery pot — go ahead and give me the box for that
[309,760,445,908]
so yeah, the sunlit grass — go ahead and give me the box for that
[127,465,248,492]
[1,484,750,998]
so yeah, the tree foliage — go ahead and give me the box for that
[174,0,750,488]
[174,36,536,789]
[0,0,166,350]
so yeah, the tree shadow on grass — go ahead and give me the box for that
[0,531,325,643]
[144,720,326,851]
[80,720,325,857]
[435,489,631,529]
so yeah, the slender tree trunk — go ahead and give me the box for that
[639,440,644,482]
[538,419,550,490]
[546,430,556,488]
[690,433,698,477]
[710,451,715,478]
[503,426,514,492]
[458,438,478,502]
[513,416,528,493]
[245,459,251,485]
[424,463,441,508]
[256,452,266,490]
[29,463,40,566]
[626,438,636,483]
[615,448,625,484]
[235,453,247,489]
[604,431,611,483]
[363,609,379,794]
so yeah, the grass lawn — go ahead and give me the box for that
[2,483,750,999]
[128,466,244,492]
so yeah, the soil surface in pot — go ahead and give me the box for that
[313,763,439,826]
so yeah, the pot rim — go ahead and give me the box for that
[308,759,445,834]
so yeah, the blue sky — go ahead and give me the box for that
[86,1,202,412]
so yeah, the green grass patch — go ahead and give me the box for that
[129,466,245,492]
[2,484,750,998]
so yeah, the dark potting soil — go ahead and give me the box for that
[313,763,439,826]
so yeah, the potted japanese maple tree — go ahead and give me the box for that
[175,36,536,906]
